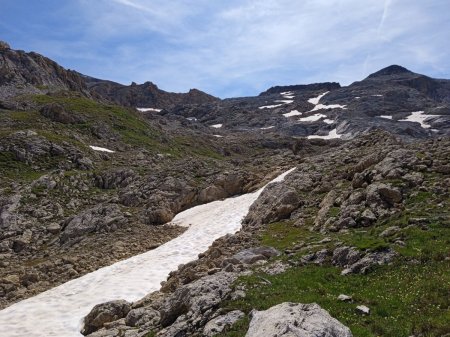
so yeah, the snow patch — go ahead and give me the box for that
[379,115,393,120]
[136,107,162,112]
[283,110,302,117]
[371,94,383,97]
[212,135,223,138]
[323,119,335,124]
[258,104,284,109]
[307,91,329,105]
[299,113,327,122]
[307,128,342,140]
[89,146,114,153]
[399,111,440,129]
[186,117,197,122]
[210,124,223,128]
[260,126,275,130]
[309,103,347,112]
[0,168,296,337]
[274,99,294,104]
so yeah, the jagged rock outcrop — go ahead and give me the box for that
[0,43,89,100]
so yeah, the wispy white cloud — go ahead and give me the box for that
[2,0,450,97]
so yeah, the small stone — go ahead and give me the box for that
[337,294,352,302]
[356,305,370,315]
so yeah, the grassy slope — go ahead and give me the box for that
[218,172,450,337]
[0,94,229,186]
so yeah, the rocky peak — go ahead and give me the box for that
[0,40,10,50]
[259,82,341,96]
[367,65,414,79]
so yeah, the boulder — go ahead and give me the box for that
[224,246,280,266]
[82,300,131,335]
[61,204,127,243]
[245,302,352,337]
[366,182,402,207]
[203,310,244,336]
[244,184,301,226]
[159,271,237,327]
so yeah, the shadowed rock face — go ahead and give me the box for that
[85,76,220,109]
[0,44,89,100]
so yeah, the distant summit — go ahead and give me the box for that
[367,65,414,78]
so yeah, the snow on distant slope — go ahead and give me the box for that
[283,110,302,117]
[259,104,284,109]
[307,92,329,105]
[299,113,327,122]
[260,126,275,130]
[210,124,223,128]
[399,111,440,129]
[309,103,347,112]
[307,128,342,139]
[379,115,393,120]
[0,168,296,337]
[89,146,115,153]
[136,107,162,112]
[323,119,335,124]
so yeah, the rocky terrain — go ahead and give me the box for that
[79,131,449,337]
[0,41,449,336]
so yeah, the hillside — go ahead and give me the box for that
[0,42,449,337]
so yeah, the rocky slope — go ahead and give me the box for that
[0,41,90,104]
[77,131,449,337]
[0,41,449,336]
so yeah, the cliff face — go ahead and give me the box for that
[0,41,89,100]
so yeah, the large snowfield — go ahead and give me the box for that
[0,168,295,337]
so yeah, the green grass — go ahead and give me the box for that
[220,262,450,337]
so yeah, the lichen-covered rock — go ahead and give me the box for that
[245,302,352,337]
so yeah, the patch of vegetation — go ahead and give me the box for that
[220,262,450,337]
[219,174,450,337]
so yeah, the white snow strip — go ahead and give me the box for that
[258,104,284,109]
[210,124,223,128]
[371,94,383,97]
[274,99,294,104]
[89,146,115,153]
[283,110,302,117]
[260,126,275,130]
[282,95,294,99]
[299,113,327,122]
[212,134,223,138]
[307,91,329,105]
[399,111,439,129]
[323,119,335,124]
[309,103,347,112]
[307,128,342,140]
[0,168,296,337]
[280,91,294,95]
[136,107,162,112]
[186,117,197,122]
[355,96,361,99]
[379,115,393,120]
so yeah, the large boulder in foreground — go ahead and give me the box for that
[245,302,352,337]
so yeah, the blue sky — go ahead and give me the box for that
[1,0,449,98]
